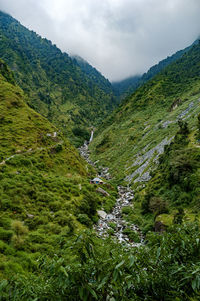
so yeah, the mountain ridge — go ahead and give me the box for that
[112,39,199,99]
[0,10,117,146]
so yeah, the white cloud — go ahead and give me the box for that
[0,0,200,81]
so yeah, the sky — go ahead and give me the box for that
[0,0,200,81]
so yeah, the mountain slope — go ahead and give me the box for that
[0,11,116,145]
[72,55,114,96]
[0,60,117,280]
[139,119,200,228]
[112,40,199,99]
[90,41,200,185]
[112,75,141,99]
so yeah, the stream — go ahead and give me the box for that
[79,135,143,247]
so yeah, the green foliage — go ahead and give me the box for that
[0,60,115,287]
[139,117,200,231]
[1,223,200,300]
[72,126,90,146]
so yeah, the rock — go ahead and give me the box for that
[96,187,110,196]
[27,214,34,219]
[97,210,107,219]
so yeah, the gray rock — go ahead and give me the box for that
[97,210,107,219]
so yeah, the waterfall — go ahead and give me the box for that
[89,130,94,143]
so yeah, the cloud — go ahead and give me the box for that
[1,0,200,81]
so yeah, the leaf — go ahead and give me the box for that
[87,285,98,299]
[156,247,161,259]
[129,255,135,268]
[79,287,84,299]
[97,275,109,290]
[60,266,69,278]
[192,278,197,291]
[115,260,125,270]
[113,269,118,282]
[0,280,8,291]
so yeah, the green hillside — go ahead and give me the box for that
[136,118,200,232]
[72,55,114,97]
[0,11,116,146]
[0,60,116,282]
[90,41,200,184]
[1,10,200,300]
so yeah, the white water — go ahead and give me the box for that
[89,130,94,143]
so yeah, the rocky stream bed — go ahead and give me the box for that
[79,141,143,247]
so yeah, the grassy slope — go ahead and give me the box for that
[0,60,116,279]
[0,11,116,145]
[90,42,200,184]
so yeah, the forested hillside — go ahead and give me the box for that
[0,11,116,145]
[72,55,114,97]
[112,39,198,99]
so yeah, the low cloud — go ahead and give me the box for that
[1,0,200,81]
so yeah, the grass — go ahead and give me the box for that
[0,61,117,280]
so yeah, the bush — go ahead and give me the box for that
[0,227,13,242]
[123,228,140,242]
[77,214,92,226]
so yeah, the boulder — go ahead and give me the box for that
[97,210,107,219]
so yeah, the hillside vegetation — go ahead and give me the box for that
[0,60,117,283]
[136,118,200,231]
[90,41,200,184]
[1,11,200,300]
[0,11,116,146]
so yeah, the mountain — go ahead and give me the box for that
[112,39,199,99]
[112,74,141,99]
[1,28,200,301]
[0,11,116,146]
[90,40,200,185]
[72,55,114,96]
[89,39,200,257]
[0,59,116,281]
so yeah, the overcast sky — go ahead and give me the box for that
[0,0,200,81]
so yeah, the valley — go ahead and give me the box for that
[0,9,200,301]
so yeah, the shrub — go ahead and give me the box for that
[77,214,92,226]
[149,197,169,217]
[122,206,133,215]
[123,228,140,242]
[0,227,13,242]
[11,221,28,249]
[54,144,63,153]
